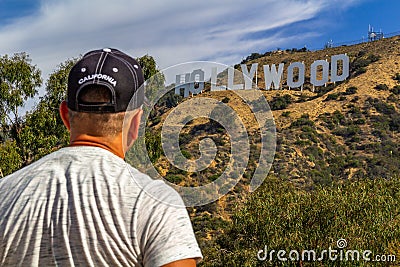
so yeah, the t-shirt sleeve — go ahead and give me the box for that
[135,180,203,267]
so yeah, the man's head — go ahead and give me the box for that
[60,48,145,157]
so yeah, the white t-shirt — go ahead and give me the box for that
[0,146,202,266]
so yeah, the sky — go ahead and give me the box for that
[1,0,400,90]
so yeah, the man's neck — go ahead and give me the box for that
[70,134,124,159]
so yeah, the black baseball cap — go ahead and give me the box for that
[67,48,145,113]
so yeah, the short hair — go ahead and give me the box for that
[68,85,126,137]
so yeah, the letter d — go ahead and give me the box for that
[257,245,268,261]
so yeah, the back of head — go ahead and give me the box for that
[67,48,145,137]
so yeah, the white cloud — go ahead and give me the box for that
[0,0,363,82]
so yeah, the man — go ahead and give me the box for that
[0,48,202,266]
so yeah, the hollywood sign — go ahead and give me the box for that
[175,54,349,97]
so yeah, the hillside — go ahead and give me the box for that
[145,35,400,188]
[136,35,400,265]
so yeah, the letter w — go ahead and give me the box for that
[264,63,284,90]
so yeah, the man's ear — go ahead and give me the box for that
[128,109,143,143]
[59,101,71,131]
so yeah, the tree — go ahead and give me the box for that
[18,59,78,165]
[137,54,165,103]
[0,53,162,176]
[137,54,158,81]
[0,53,42,139]
[0,140,22,177]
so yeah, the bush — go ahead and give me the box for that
[0,140,23,177]
[270,94,292,110]
[202,177,400,266]
[305,145,323,161]
[165,174,184,184]
[324,93,340,101]
[290,114,314,127]
[333,125,361,138]
[352,58,370,69]
[181,149,192,159]
[391,85,400,95]
[354,67,367,76]
[389,113,400,132]
[221,97,230,103]
[367,54,380,62]
[394,73,400,82]
[332,110,346,125]
[368,97,395,115]
[375,84,389,91]
[344,86,357,95]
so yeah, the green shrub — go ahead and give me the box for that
[394,73,400,82]
[332,110,346,125]
[375,84,389,91]
[294,139,312,146]
[291,114,314,127]
[367,54,380,62]
[305,145,323,161]
[0,140,23,177]
[181,149,192,159]
[368,97,395,115]
[201,177,400,266]
[391,85,400,95]
[333,125,361,138]
[270,94,292,110]
[324,93,340,101]
[345,86,357,95]
[165,174,184,184]
[221,97,230,103]
[354,67,367,76]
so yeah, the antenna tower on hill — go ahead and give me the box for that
[368,25,384,41]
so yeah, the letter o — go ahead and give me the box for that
[287,62,305,88]
[311,60,329,87]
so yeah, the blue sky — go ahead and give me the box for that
[0,0,399,82]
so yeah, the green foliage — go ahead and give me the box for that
[0,140,22,177]
[221,97,230,103]
[391,85,400,95]
[181,149,192,159]
[305,145,323,162]
[270,94,292,110]
[351,58,370,69]
[332,110,346,125]
[0,55,74,168]
[137,54,158,81]
[354,67,367,76]
[325,93,340,101]
[240,53,263,64]
[138,54,165,103]
[344,86,357,95]
[146,130,162,163]
[367,54,380,62]
[158,91,182,108]
[165,174,184,184]
[333,125,361,138]
[18,60,76,164]
[368,97,395,115]
[350,53,379,77]
[0,52,42,134]
[290,114,314,128]
[374,84,389,91]
[394,73,400,82]
[316,83,336,97]
[201,177,400,266]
